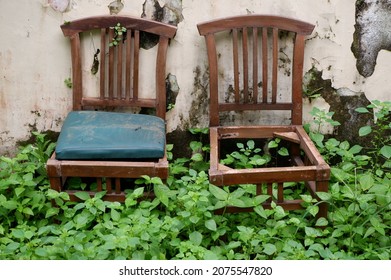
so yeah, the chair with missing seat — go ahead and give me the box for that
[46,15,177,202]
[197,15,330,217]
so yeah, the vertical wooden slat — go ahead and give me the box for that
[252,27,258,104]
[97,178,102,192]
[115,178,121,194]
[117,35,123,99]
[277,182,284,203]
[272,28,278,104]
[267,183,273,202]
[70,35,82,110]
[256,183,262,195]
[125,29,132,100]
[205,34,219,127]
[108,29,115,100]
[262,27,268,103]
[106,178,112,193]
[156,37,169,119]
[232,29,240,103]
[133,30,140,101]
[100,28,106,99]
[242,27,249,103]
[291,34,305,125]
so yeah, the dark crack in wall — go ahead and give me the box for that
[166,73,179,111]
[141,0,183,49]
[304,67,373,145]
[352,0,391,77]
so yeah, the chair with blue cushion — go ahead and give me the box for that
[46,15,177,202]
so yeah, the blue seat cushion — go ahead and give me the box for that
[55,111,166,160]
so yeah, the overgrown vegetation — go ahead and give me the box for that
[0,101,390,260]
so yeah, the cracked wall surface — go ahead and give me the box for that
[1,0,391,156]
[352,0,391,77]
[303,67,372,145]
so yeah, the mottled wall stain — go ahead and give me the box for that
[352,0,391,77]
[304,67,372,145]
[187,66,209,128]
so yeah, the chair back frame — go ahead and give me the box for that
[62,15,177,119]
[197,15,315,127]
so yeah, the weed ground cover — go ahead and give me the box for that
[0,102,390,259]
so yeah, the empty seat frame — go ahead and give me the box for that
[197,15,330,217]
[46,15,177,202]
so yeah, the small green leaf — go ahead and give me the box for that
[47,189,60,199]
[35,247,48,257]
[315,217,329,227]
[305,226,322,237]
[191,153,203,162]
[349,145,363,154]
[308,205,319,217]
[151,177,164,185]
[45,207,59,218]
[359,126,372,136]
[12,229,25,239]
[355,107,369,113]
[263,243,277,255]
[268,140,278,149]
[111,209,120,222]
[278,147,289,156]
[6,242,20,252]
[189,231,203,246]
[247,140,255,150]
[254,195,270,205]
[316,192,332,201]
[59,192,70,201]
[3,200,18,210]
[22,207,34,216]
[74,191,91,201]
[205,219,217,231]
[209,185,229,201]
[15,187,25,197]
[132,187,145,197]
[380,145,391,159]
[359,174,374,190]
[364,227,376,238]
[94,191,107,200]
[154,184,169,207]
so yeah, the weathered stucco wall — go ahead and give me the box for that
[1,0,391,155]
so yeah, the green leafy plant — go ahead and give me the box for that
[1,120,391,260]
[109,23,127,47]
[356,100,391,175]
[64,78,72,89]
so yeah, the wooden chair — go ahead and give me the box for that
[46,15,177,202]
[197,15,330,217]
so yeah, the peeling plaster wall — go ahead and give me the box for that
[1,0,391,155]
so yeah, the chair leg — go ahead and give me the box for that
[49,176,62,192]
[316,180,329,220]
[49,176,62,207]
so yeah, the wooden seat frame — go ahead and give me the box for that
[46,15,177,202]
[197,15,330,217]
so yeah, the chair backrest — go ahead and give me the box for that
[61,15,177,119]
[197,15,314,126]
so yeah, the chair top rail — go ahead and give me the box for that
[61,15,177,38]
[197,14,314,35]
